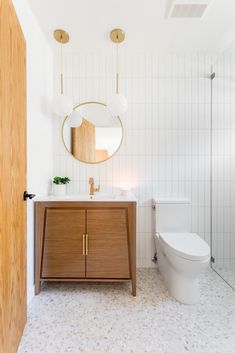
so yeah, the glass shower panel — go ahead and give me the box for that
[211,54,235,288]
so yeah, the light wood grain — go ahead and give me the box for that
[95,149,108,162]
[35,202,136,296]
[0,0,27,352]
[86,209,130,278]
[35,203,46,295]
[71,118,96,162]
[41,209,86,278]
[41,278,130,282]
[127,202,136,296]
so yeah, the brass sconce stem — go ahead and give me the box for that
[53,29,70,95]
[60,40,64,94]
[116,73,119,94]
[110,28,125,95]
[116,37,119,94]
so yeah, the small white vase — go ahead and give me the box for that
[53,184,67,196]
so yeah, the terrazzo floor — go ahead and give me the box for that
[213,267,235,290]
[18,268,235,353]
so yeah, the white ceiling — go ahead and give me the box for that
[28,0,235,53]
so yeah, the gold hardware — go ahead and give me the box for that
[110,28,125,94]
[110,28,125,44]
[83,234,85,256]
[86,234,88,255]
[89,177,100,196]
[53,29,69,95]
[54,29,70,44]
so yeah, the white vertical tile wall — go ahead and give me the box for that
[212,53,235,273]
[53,52,212,267]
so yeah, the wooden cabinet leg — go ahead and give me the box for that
[131,278,136,296]
[35,280,41,295]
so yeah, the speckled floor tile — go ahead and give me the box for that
[213,267,235,289]
[18,268,235,353]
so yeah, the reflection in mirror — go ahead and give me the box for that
[62,102,123,164]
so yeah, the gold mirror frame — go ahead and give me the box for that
[62,101,123,164]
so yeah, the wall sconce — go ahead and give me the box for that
[107,28,128,117]
[52,29,82,127]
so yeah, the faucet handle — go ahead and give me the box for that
[89,177,94,184]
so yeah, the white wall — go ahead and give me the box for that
[212,53,235,273]
[13,0,54,302]
[53,52,213,267]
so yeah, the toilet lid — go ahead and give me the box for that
[159,233,210,261]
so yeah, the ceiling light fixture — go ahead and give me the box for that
[107,28,128,117]
[52,29,82,127]
[52,29,73,116]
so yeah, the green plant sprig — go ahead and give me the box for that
[53,176,71,185]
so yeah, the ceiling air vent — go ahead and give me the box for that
[166,0,212,18]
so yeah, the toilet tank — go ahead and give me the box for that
[153,198,191,233]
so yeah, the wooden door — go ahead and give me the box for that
[0,1,27,353]
[42,209,86,278]
[86,209,130,278]
[96,149,108,162]
[71,119,96,162]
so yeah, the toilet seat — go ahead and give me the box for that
[159,232,210,262]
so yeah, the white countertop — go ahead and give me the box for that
[34,193,137,203]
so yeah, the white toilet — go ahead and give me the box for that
[153,198,210,304]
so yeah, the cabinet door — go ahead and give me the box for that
[42,209,85,278]
[86,209,130,278]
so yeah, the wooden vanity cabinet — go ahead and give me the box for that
[35,201,136,296]
[86,209,130,278]
[41,209,86,278]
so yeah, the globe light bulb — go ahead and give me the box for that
[107,93,128,116]
[52,94,73,117]
[68,109,83,128]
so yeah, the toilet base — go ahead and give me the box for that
[154,235,209,305]
[167,266,200,304]
[165,251,209,304]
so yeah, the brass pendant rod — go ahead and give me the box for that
[116,72,119,94]
[116,35,119,94]
[54,29,69,95]
[60,37,64,95]
[110,29,125,95]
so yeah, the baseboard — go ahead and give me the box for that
[27,283,35,304]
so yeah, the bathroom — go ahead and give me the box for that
[1,0,235,352]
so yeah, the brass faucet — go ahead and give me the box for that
[89,177,100,196]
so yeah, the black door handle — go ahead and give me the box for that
[23,191,36,201]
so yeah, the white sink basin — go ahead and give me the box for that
[35,193,137,202]
[63,193,117,201]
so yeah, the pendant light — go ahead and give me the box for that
[68,107,83,128]
[52,29,73,117]
[107,28,128,117]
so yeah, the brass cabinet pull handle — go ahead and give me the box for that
[86,234,88,255]
[83,234,85,256]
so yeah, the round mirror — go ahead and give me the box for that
[62,102,123,164]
